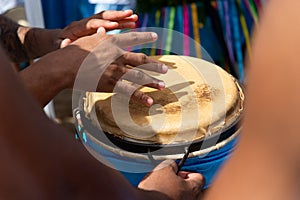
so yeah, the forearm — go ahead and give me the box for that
[19,43,94,106]
[19,48,74,106]
[0,46,173,200]
[0,15,62,62]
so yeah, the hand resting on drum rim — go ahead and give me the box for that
[139,160,205,200]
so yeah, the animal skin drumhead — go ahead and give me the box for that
[84,55,244,145]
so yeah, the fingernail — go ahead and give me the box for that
[97,27,105,33]
[161,64,168,73]
[126,14,138,20]
[151,32,158,40]
[158,81,165,88]
[146,98,153,106]
[109,22,118,25]
[124,9,132,12]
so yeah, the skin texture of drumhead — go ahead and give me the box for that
[84,55,244,145]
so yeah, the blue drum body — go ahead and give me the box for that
[122,138,237,188]
[77,123,238,189]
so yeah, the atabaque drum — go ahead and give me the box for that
[74,55,244,188]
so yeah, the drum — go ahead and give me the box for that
[74,55,244,188]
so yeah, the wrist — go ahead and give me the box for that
[51,29,64,50]
[40,28,63,53]
[23,28,62,59]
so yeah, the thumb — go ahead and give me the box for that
[185,172,206,190]
[97,27,106,36]
[60,38,72,48]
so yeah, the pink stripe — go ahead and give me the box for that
[183,4,190,56]
[253,0,262,12]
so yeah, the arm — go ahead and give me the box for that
[0,46,203,200]
[0,10,138,62]
[0,15,61,62]
[204,0,300,199]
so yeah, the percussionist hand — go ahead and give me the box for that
[64,28,167,106]
[58,10,138,48]
[138,160,205,200]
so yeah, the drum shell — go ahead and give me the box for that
[74,54,245,188]
[74,108,240,188]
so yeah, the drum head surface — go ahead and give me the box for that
[76,107,241,155]
[77,55,244,155]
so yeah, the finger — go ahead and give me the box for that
[108,14,138,23]
[110,32,158,48]
[153,160,178,172]
[177,171,189,179]
[60,38,72,48]
[185,172,206,190]
[132,89,153,106]
[115,81,154,106]
[97,10,134,21]
[88,19,136,31]
[123,14,138,21]
[87,19,119,30]
[120,52,168,73]
[117,21,136,29]
[96,27,106,36]
[65,20,111,40]
[121,68,165,90]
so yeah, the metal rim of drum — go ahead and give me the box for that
[75,110,241,160]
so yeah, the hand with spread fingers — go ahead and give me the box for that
[66,27,168,106]
[138,160,205,200]
[20,28,168,106]
[97,51,168,106]
[1,11,164,107]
